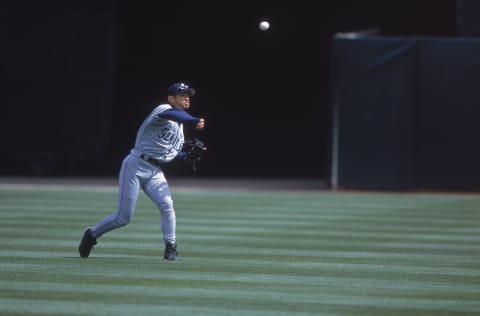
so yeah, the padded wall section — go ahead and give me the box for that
[330,36,417,189]
[331,36,480,190]
[417,38,480,190]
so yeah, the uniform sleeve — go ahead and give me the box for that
[157,108,200,127]
[175,151,187,160]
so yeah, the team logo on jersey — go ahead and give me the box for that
[157,128,181,149]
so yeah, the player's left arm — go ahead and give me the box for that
[157,109,201,129]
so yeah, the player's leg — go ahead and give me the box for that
[79,155,140,257]
[143,171,178,260]
[91,155,141,237]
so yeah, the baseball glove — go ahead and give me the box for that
[183,138,207,171]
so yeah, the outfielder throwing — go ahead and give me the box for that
[79,82,206,260]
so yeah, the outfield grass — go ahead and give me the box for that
[0,183,479,315]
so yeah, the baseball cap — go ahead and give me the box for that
[167,82,196,96]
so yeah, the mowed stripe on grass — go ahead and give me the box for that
[0,186,479,316]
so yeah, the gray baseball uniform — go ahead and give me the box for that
[79,82,201,260]
[91,103,188,244]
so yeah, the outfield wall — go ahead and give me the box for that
[329,35,480,191]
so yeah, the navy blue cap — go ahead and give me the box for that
[167,82,196,96]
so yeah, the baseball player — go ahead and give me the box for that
[79,82,206,260]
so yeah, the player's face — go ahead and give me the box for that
[170,93,191,110]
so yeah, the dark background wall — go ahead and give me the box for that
[0,0,462,181]
[330,36,480,191]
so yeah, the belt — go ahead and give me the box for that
[140,154,162,167]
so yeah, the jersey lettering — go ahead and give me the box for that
[157,128,181,149]
[134,104,184,162]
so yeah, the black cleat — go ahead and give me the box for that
[79,227,97,258]
[164,242,179,260]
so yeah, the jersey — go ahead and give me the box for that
[130,103,184,163]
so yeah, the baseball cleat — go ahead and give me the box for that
[164,242,179,260]
[79,227,97,258]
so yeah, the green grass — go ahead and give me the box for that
[1,184,480,315]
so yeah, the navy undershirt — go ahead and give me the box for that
[158,108,200,127]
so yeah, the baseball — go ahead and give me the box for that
[259,21,270,31]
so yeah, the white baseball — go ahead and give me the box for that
[259,21,270,31]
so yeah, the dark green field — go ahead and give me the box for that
[1,183,479,315]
